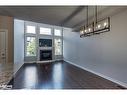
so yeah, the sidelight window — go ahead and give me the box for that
[26,37,36,56]
[54,38,62,55]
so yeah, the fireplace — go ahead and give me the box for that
[40,50,52,61]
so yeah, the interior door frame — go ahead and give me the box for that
[0,29,8,64]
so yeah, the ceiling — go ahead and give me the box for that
[0,6,126,30]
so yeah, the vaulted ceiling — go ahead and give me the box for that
[0,6,126,30]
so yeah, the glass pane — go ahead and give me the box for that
[94,18,109,31]
[54,29,61,36]
[40,27,51,35]
[26,26,36,34]
[55,39,62,55]
[26,37,36,56]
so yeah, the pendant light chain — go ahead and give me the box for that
[95,6,97,24]
[86,6,88,27]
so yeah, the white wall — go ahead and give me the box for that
[63,9,127,87]
[14,19,24,74]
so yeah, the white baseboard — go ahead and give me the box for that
[37,60,55,63]
[25,59,63,64]
[64,59,127,88]
[24,61,54,64]
[24,61,36,64]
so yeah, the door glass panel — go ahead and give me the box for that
[26,37,36,56]
[54,39,62,55]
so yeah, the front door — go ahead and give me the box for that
[0,30,7,64]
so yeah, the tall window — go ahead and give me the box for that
[26,37,36,56]
[40,27,52,35]
[25,24,36,57]
[54,38,62,55]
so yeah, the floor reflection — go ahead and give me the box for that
[23,66,37,88]
[36,63,63,89]
[52,63,63,89]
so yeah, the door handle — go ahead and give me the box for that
[1,53,5,56]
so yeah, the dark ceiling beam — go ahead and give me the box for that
[59,6,85,26]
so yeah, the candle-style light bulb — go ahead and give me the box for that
[80,30,84,34]
[85,29,87,33]
[88,28,91,32]
[104,22,107,27]
[97,24,101,29]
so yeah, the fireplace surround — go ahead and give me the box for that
[39,38,52,61]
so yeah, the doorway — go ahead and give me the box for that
[0,29,8,64]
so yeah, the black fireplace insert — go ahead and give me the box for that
[40,50,52,61]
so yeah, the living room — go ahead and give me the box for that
[0,6,127,90]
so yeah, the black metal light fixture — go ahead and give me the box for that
[80,6,89,37]
[80,6,94,37]
[80,6,110,37]
[94,6,110,34]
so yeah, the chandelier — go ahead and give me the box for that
[80,6,110,37]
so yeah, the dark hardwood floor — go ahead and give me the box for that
[8,61,125,89]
